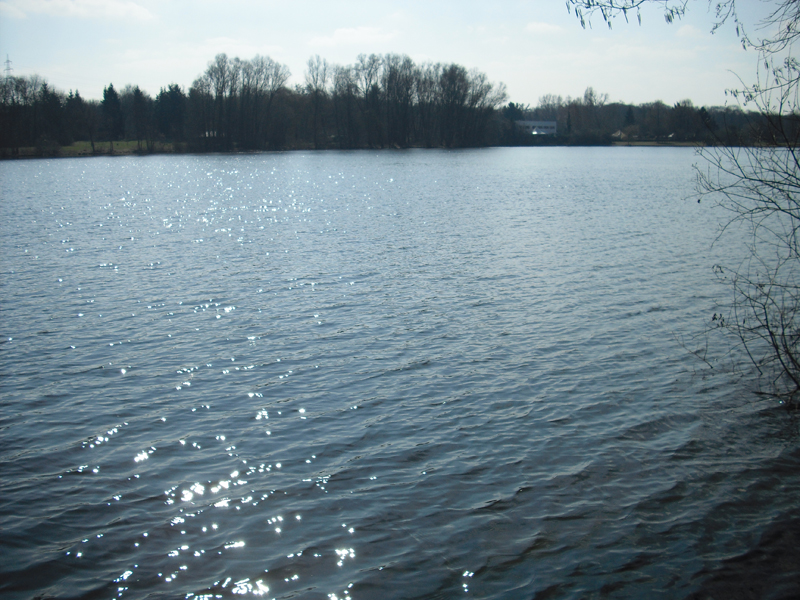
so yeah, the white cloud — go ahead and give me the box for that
[525,22,562,35]
[0,2,27,18]
[309,26,397,47]
[1,0,154,20]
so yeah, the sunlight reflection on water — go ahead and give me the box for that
[1,148,798,599]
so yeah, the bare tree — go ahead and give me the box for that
[565,0,687,28]
[305,55,329,149]
[250,55,290,148]
[569,0,800,402]
[355,54,383,147]
[331,64,361,148]
[415,62,442,147]
[188,75,213,149]
[464,69,507,146]
[382,54,415,147]
[439,64,470,147]
[694,2,800,400]
[204,53,234,148]
[536,94,563,121]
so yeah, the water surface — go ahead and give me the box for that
[1,148,798,599]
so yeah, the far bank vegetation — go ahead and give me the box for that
[0,52,781,158]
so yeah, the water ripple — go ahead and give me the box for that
[1,149,798,599]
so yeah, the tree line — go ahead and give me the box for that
[502,86,787,146]
[0,51,785,157]
[0,53,510,156]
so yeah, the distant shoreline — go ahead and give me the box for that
[1,139,716,160]
[610,140,702,147]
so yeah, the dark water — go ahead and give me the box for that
[1,148,798,600]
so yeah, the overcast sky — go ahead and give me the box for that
[0,0,774,107]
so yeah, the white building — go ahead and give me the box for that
[515,120,557,135]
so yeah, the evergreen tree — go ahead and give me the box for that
[101,83,123,152]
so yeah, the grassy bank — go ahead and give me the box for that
[611,140,703,147]
[1,140,177,159]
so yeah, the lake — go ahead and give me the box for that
[1,147,798,599]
